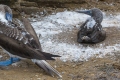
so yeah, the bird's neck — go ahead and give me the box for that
[0,12,8,23]
[86,17,96,29]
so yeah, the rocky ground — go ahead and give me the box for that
[0,0,120,80]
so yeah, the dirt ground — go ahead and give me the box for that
[0,1,120,80]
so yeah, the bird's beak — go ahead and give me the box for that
[76,10,92,16]
[5,12,12,22]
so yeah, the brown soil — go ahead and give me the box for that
[0,0,120,80]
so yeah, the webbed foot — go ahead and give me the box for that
[0,57,20,66]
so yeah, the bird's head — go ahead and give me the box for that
[0,5,12,23]
[4,5,12,22]
[76,8,103,23]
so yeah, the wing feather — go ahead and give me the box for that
[12,27,16,37]
[21,17,41,50]
[0,20,44,51]
[0,21,60,60]
[0,22,31,47]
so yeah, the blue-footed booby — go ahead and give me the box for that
[76,8,106,43]
[0,4,62,78]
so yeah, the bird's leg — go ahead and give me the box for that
[0,57,20,66]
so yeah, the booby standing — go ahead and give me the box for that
[76,8,106,43]
[0,4,20,66]
[0,4,62,78]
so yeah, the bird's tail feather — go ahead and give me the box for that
[33,60,62,78]
[35,50,60,60]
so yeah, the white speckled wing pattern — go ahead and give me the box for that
[0,20,35,48]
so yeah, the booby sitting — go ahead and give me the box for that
[0,4,62,78]
[76,8,106,43]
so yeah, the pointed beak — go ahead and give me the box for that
[76,10,92,16]
[5,12,12,22]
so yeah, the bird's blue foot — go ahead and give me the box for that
[0,57,20,66]
[12,57,20,63]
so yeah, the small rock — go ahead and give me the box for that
[113,63,120,70]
